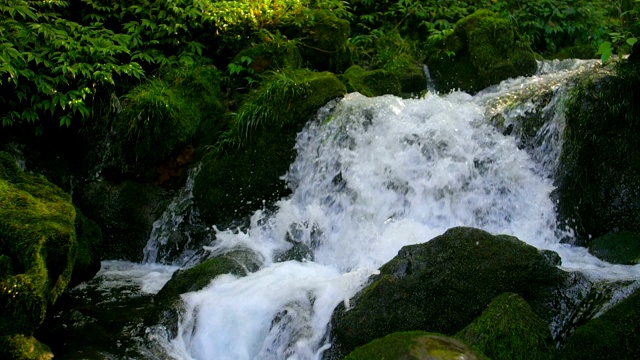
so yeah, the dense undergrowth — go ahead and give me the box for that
[1,0,638,144]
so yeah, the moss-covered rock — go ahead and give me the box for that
[345,331,484,360]
[456,292,554,360]
[194,70,345,227]
[74,179,168,262]
[427,9,537,94]
[154,256,246,307]
[69,208,103,287]
[329,227,563,357]
[558,286,640,359]
[340,65,402,97]
[0,334,53,360]
[555,60,640,243]
[587,231,640,265]
[0,151,77,356]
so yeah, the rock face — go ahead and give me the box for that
[193,71,346,228]
[344,331,484,360]
[555,59,640,244]
[0,151,77,359]
[329,227,563,357]
[427,9,537,94]
[558,286,640,359]
[456,292,554,360]
[74,179,168,262]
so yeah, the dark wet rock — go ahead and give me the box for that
[74,179,169,262]
[456,293,555,360]
[329,227,563,357]
[588,231,640,265]
[558,286,640,359]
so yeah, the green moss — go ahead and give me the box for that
[428,9,537,94]
[0,334,53,360]
[330,227,563,356]
[220,69,346,149]
[588,231,640,265]
[340,65,401,97]
[558,287,640,359]
[345,331,484,360]
[456,293,554,360]
[0,151,77,356]
[384,54,428,97]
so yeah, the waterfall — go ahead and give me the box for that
[146,60,640,359]
[143,163,207,265]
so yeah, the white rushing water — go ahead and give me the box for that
[147,61,640,359]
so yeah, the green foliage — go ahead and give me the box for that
[487,0,607,55]
[217,68,344,150]
[0,1,144,127]
[116,64,223,168]
[1,0,348,130]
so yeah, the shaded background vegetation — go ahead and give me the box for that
[1,0,638,133]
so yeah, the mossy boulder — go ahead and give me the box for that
[74,179,169,261]
[329,227,563,357]
[587,231,640,265]
[154,256,247,307]
[384,54,428,97]
[427,9,537,94]
[555,60,640,243]
[193,71,345,227]
[344,331,484,360]
[0,151,77,356]
[558,286,640,359]
[340,65,402,97]
[456,292,555,360]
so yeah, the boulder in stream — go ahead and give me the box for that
[456,292,555,360]
[329,227,563,357]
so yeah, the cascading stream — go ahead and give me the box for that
[151,60,640,359]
